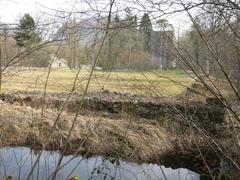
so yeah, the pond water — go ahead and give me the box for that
[0,147,200,180]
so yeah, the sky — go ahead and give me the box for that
[0,0,70,22]
[0,0,193,36]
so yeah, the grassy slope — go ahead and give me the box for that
[2,69,193,96]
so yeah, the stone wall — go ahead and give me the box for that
[0,91,225,129]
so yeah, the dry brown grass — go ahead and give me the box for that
[0,100,173,162]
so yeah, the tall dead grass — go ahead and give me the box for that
[0,100,173,163]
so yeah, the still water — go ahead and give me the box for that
[0,147,199,180]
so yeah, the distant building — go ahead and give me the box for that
[50,54,69,68]
[150,31,175,70]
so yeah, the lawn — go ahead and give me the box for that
[2,69,194,96]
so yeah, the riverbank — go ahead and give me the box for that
[0,91,235,178]
[1,83,240,178]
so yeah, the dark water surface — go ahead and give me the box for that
[0,147,199,180]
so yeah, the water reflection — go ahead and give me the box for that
[0,147,199,180]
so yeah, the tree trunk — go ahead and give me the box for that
[0,46,2,92]
[237,57,240,93]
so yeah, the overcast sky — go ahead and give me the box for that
[0,0,192,35]
[0,0,70,22]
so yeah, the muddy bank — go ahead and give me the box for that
[0,90,225,128]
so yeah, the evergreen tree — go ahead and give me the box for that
[139,13,153,52]
[184,17,202,66]
[133,15,138,30]
[125,7,133,20]
[15,13,41,48]
[157,19,174,31]
[114,13,120,23]
[124,7,135,27]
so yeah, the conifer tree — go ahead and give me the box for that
[139,13,152,52]
[15,13,41,48]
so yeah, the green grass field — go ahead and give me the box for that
[2,69,193,96]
